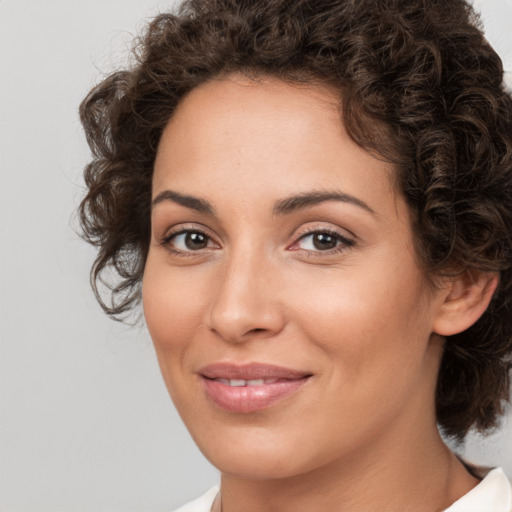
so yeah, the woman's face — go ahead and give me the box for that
[143,76,447,480]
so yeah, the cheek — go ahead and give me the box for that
[142,257,217,416]
[142,257,209,358]
[288,252,432,379]
[282,263,437,450]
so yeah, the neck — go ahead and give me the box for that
[217,421,478,512]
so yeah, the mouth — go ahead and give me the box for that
[208,377,291,386]
[198,363,312,413]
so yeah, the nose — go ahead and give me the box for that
[206,250,285,343]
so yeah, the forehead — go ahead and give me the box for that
[156,76,343,168]
[153,76,398,214]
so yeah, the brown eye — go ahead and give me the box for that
[165,230,213,251]
[312,233,338,250]
[294,230,354,253]
[184,232,208,250]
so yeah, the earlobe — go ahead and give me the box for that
[433,269,499,337]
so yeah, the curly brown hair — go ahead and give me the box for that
[79,0,512,441]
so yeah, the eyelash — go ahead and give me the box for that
[161,227,215,258]
[160,227,355,257]
[291,228,355,256]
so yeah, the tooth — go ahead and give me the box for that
[229,379,246,387]
[217,378,230,385]
[247,379,264,386]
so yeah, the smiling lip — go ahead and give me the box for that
[199,363,312,413]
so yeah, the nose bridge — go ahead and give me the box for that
[207,241,283,342]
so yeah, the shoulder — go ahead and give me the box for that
[444,467,512,512]
[172,486,219,512]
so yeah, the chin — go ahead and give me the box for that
[207,448,307,481]
[191,423,332,482]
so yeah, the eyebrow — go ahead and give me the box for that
[151,189,375,217]
[273,191,376,216]
[151,190,215,215]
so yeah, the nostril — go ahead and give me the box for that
[207,294,285,342]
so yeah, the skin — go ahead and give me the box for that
[143,76,492,512]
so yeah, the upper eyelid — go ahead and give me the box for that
[293,230,354,248]
[164,229,212,243]
[297,230,352,242]
[161,223,216,240]
[292,223,355,241]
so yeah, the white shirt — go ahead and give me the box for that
[173,468,512,512]
[444,468,511,512]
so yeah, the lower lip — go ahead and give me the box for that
[201,377,310,413]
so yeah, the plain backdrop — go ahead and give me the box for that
[1,0,511,510]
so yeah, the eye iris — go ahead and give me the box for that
[185,232,208,250]
[313,233,338,250]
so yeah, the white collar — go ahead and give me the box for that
[443,467,512,512]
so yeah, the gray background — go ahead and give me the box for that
[1,0,511,510]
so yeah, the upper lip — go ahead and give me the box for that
[199,362,311,380]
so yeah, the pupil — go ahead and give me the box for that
[313,233,337,250]
[185,232,207,250]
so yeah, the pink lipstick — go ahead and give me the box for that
[199,363,312,413]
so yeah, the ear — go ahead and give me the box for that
[432,269,499,336]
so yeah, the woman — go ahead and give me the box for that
[79,0,512,510]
